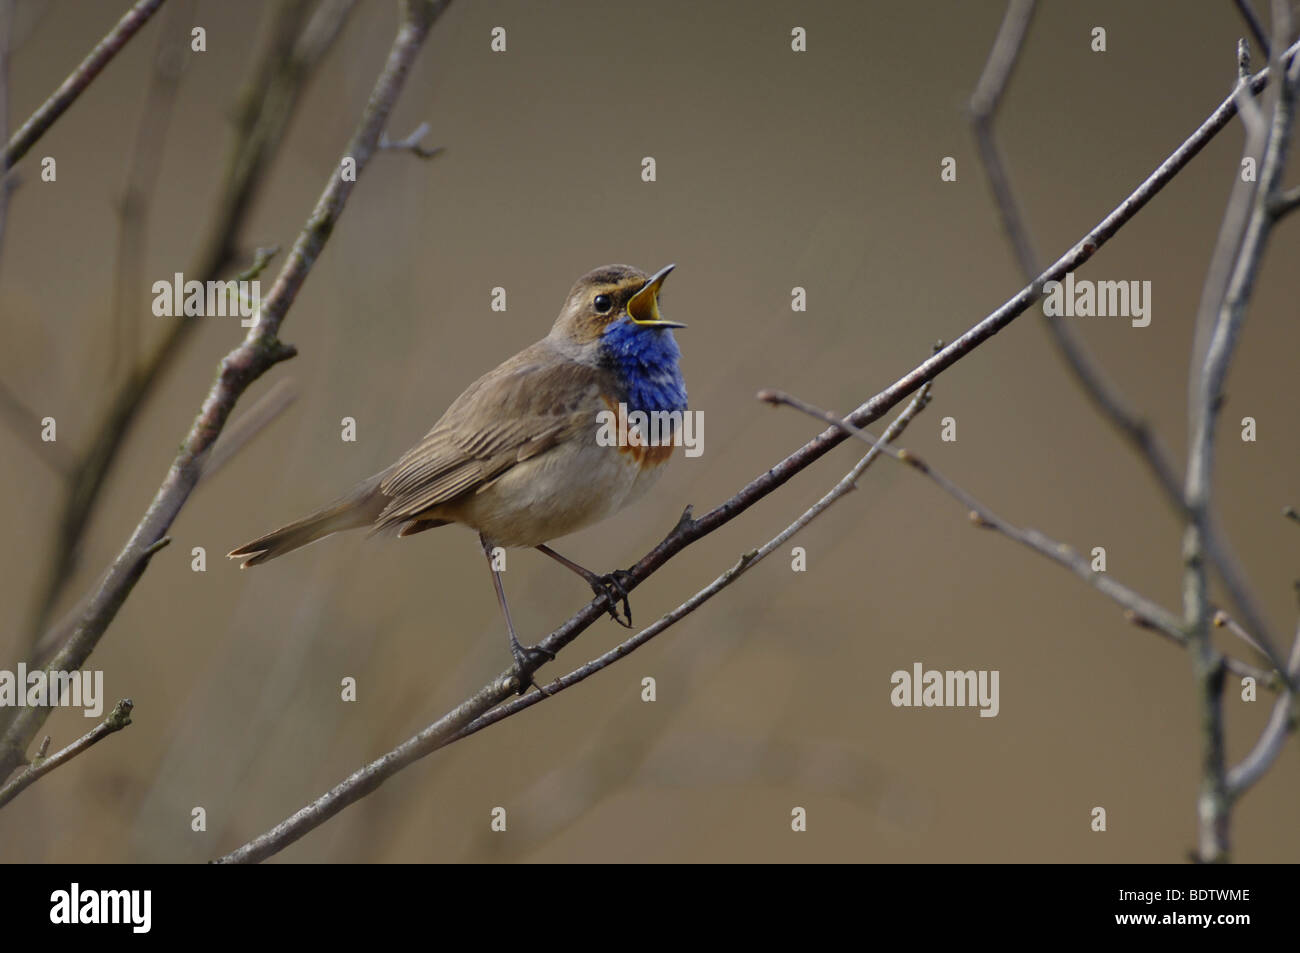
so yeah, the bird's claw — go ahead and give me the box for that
[509,638,555,696]
[591,570,634,627]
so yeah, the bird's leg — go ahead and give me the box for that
[481,535,553,695]
[535,544,634,628]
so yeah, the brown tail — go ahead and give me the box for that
[228,472,389,568]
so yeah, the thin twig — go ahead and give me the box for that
[108,0,193,382]
[378,120,443,158]
[1227,623,1300,796]
[0,700,134,809]
[1207,607,1283,690]
[28,361,292,665]
[754,394,1269,690]
[18,0,356,655]
[969,0,1039,280]
[2,0,167,171]
[758,390,1188,644]
[1213,608,1268,657]
[1235,0,1272,60]
[1269,182,1300,216]
[0,0,452,784]
[1223,655,1279,685]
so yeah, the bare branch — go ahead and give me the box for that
[969,0,1038,279]
[1181,517,1229,861]
[2,0,167,171]
[1207,606,1287,690]
[0,0,452,783]
[1228,623,1300,797]
[1213,608,1269,658]
[108,0,192,382]
[759,390,1188,645]
[1267,181,1300,216]
[18,0,356,655]
[0,699,134,809]
[1223,655,1278,685]
[378,120,444,159]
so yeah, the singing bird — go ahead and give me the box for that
[229,264,687,680]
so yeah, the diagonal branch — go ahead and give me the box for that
[378,120,443,158]
[107,0,193,383]
[29,375,297,666]
[19,0,357,655]
[1227,618,1300,797]
[969,0,1039,281]
[2,0,167,171]
[0,0,452,784]
[0,699,134,809]
[759,390,1191,644]
[758,392,1279,697]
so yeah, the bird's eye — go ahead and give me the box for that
[593,294,613,314]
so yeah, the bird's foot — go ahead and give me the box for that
[509,635,555,696]
[590,570,634,628]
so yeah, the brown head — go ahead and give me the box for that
[548,264,684,351]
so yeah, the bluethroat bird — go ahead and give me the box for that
[229,264,687,685]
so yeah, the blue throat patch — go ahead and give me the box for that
[601,319,688,415]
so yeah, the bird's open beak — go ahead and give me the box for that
[627,264,686,328]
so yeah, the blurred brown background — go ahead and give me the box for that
[1,0,1297,862]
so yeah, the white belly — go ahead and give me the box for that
[445,439,668,548]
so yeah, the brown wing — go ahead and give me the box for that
[375,341,615,531]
